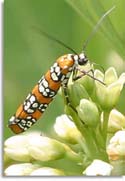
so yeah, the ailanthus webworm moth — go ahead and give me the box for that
[8,7,115,134]
[9,53,88,134]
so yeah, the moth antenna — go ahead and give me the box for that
[83,5,116,51]
[31,26,78,55]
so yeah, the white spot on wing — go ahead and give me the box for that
[53,62,58,68]
[46,88,50,93]
[24,102,30,110]
[9,116,15,122]
[30,95,36,103]
[55,66,60,73]
[27,109,34,113]
[43,91,48,96]
[32,102,38,108]
[42,79,49,88]
[39,84,45,93]
[51,72,58,81]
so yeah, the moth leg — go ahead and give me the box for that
[73,68,105,85]
[73,68,94,81]
[61,83,77,112]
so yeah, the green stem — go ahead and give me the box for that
[65,105,96,158]
[65,105,109,161]
[89,128,101,152]
[77,137,92,157]
[102,111,110,143]
[64,145,83,163]
[65,105,96,161]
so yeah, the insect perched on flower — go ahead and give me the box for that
[9,51,89,134]
[8,7,115,134]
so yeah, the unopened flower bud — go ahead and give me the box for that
[30,167,65,176]
[83,159,113,176]
[108,109,125,133]
[28,136,66,161]
[54,114,82,144]
[77,99,99,127]
[4,163,39,176]
[68,82,89,107]
[4,135,31,162]
[107,130,125,160]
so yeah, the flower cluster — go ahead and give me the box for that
[4,65,125,176]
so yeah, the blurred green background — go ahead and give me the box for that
[4,0,125,139]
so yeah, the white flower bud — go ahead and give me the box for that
[83,159,113,176]
[77,99,99,127]
[4,163,39,176]
[4,135,31,162]
[54,114,82,144]
[108,109,125,133]
[28,135,66,161]
[107,130,125,160]
[30,167,65,176]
